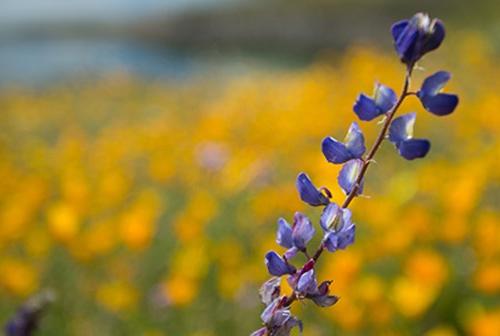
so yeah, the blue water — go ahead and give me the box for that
[0,39,201,87]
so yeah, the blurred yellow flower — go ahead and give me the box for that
[120,190,161,251]
[404,249,448,288]
[391,277,437,318]
[162,275,198,306]
[47,202,80,243]
[424,325,458,336]
[0,258,38,297]
[467,310,500,336]
[474,264,500,294]
[96,281,138,313]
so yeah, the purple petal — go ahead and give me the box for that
[321,137,351,164]
[324,224,355,252]
[296,172,330,206]
[272,314,303,336]
[259,277,281,306]
[260,298,280,324]
[394,17,419,63]
[316,280,332,296]
[391,20,409,41]
[353,94,379,121]
[421,19,445,56]
[306,280,338,307]
[398,139,431,160]
[420,93,459,116]
[292,212,315,251]
[344,122,366,158]
[388,112,416,145]
[337,159,364,195]
[373,83,397,113]
[320,203,352,232]
[419,71,451,96]
[296,269,317,294]
[337,224,356,249]
[250,327,267,336]
[276,218,293,249]
[310,294,339,307]
[283,247,299,260]
[265,251,296,276]
[320,203,341,232]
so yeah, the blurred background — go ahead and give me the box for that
[0,0,499,335]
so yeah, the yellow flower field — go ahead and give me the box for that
[0,33,498,335]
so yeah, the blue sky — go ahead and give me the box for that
[0,0,234,26]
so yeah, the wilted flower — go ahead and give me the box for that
[417,71,459,116]
[308,281,339,307]
[291,264,339,307]
[259,277,281,306]
[353,83,397,121]
[258,297,303,336]
[392,13,445,66]
[322,122,366,164]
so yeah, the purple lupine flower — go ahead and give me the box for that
[276,218,293,249]
[296,172,330,206]
[260,297,282,325]
[417,71,459,116]
[268,311,302,336]
[291,212,315,251]
[389,112,431,160]
[259,277,281,306]
[265,251,296,276]
[308,281,339,307]
[322,122,366,164]
[319,202,352,232]
[353,83,397,121]
[287,259,315,291]
[259,297,303,336]
[392,13,445,66]
[337,159,364,195]
[276,214,314,256]
[296,269,318,294]
[320,203,356,252]
[324,226,356,252]
[276,218,299,259]
[294,268,339,307]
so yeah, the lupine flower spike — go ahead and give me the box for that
[252,12,458,335]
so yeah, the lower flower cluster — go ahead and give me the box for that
[253,198,354,335]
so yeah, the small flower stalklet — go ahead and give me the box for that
[251,12,458,335]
